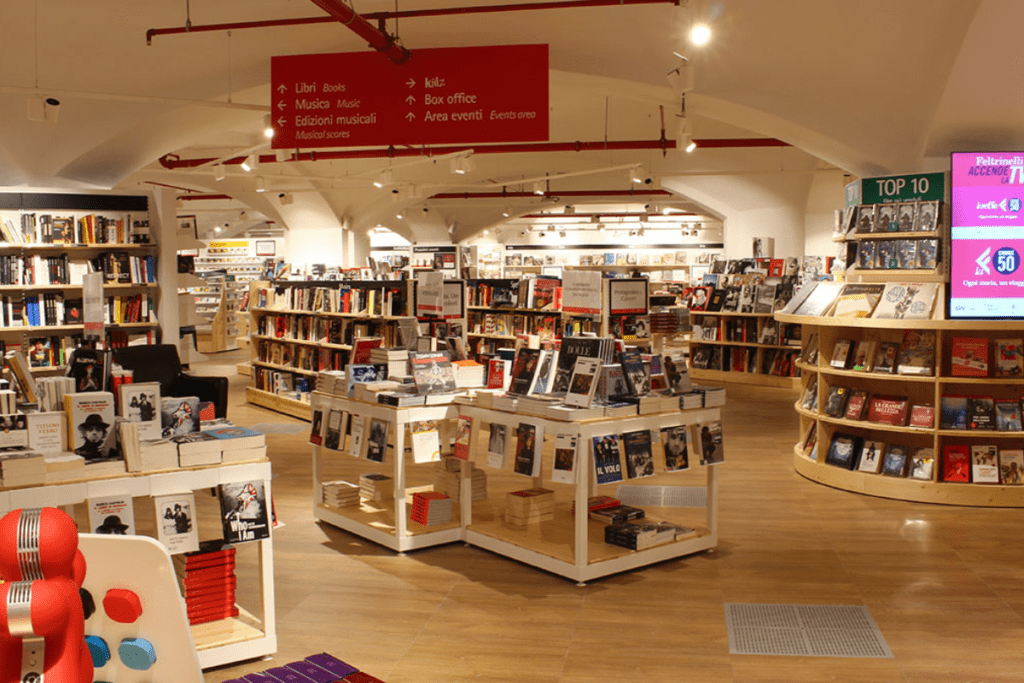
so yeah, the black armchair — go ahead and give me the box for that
[111,344,229,419]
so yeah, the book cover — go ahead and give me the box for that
[999,449,1024,485]
[856,241,876,269]
[916,239,938,269]
[871,282,938,320]
[696,420,724,465]
[830,340,854,369]
[844,390,868,420]
[881,444,908,477]
[410,420,441,464]
[88,494,136,535]
[508,348,542,397]
[154,492,200,554]
[64,391,120,462]
[831,283,884,318]
[825,433,859,470]
[995,400,1023,431]
[119,381,161,440]
[486,359,507,390]
[660,425,690,472]
[969,445,1000,484]
[349,415,366,457]
[529,348,556,394]
[940,395,968,430]
[994,339,1024,378]
[453,415,472,461]
[592,434,623,484]
[753,284,777,314]
[967,396,995,430]
[622,429,655,479]
[793,282,843,317]
[896,330,936,376]
[908,404,935,429]
[321,409,341,450]
[365,417,389,462]
[619,348,649,397]
[851,340,876,372]
[25,411,65,454]
[487,423,508,468]
[909,448,935,481]
[218,480,271,543]
[410,352,457,395]
[513,422,543,477]
[823,385,850,418]
[351,337,383,364]
[942,445,971,482]
[871,342,899,374]
[564,356,601,408]
[866,396,909,426]
[551,432,578,484]
[662,352,692,395]
[161,396,199,437]
[950,337,989,377]
[857,440,885,473]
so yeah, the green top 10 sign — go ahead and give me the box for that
[845,172,946,206]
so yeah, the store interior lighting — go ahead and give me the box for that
[450,155,475,175]
[213,164,225,181]
[373,169,393,188]
[502,208,511,218]
[533,181,546,196]
[263,114,275,139]
[690,23,712,46]
[241,154,258,172]
[255,177,266,193]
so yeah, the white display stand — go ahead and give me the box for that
[0,461,276,669]
[311,392,463,552]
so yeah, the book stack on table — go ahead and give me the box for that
[410,491,453,526]
[173,541,238,632]
[604,520,698,551]
[433,458,487,501]
[321,479,360,508]
[589,504,645,525]
[359,473,394,503]
[369,347,410,378]
[696,385,726,407]
[0,451,45,487]
[505,487,555,526]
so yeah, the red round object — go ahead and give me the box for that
[103,589,143,624]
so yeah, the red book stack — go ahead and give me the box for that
[173,541,239,628]
[410,491,453,526]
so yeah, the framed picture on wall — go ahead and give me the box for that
[256,240,276,256]
[176,215,197,241]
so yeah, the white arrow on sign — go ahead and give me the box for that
[405,95,415,105]
[406,78,416,88]
[276,116,287,127]
[277,84,287,94]
[406,112,415,121]
[277,101,287,111]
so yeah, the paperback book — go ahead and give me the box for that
[999,449,1024,485]
[696,420,724,465]
[950,337,989,377]
[851,340,876,371]
[365,418,389,462]
[967,396,995,430]
[622,429,655,479]
[871,342,899,374]
[940,395,968,430]
[896,330,936,376]
[942,445,971,482]
[564,357,601,408]
[154,492,200,554]
[661,425,690,472]
[995,400,1023,431]
[994,339,1024,378]
[218,480,271,543]
[857,440,885,473]
[487,423,508,468]
[118,381,161,440]
[909,448,935,481]
[826,433,859,470]
[513,422,543,477]
[551,432,578,484]
[592,434,623,484]
[881,445,908,477]
[87,494,136,535]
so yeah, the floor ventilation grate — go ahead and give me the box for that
[615,485,707,507]
[724,604,893,658]
[252,422,309,435]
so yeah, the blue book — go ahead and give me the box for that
[940,395,968,430]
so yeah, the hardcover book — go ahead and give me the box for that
[871,342,899,374]
[323,409,343,451]
[871,282,938,320]
[844,390,868,420]
[64,391,120,462]
[365,417,389,462]
[118,381,161,440]
[970,445,1000,484]
[592,434,623,484]
[619,348,649,397]
[696,420,724,465]
[908,404,935,429]
[87,494,136,536]
[999,449,1024,485]
[26,412,65,454]
[830,340,854,369]
[487,423,508,468]
[896,330,936,376]
[881,444,909,477]
[551,432,578,484]
[823,386,850,418]
[410,352,458,395]
[564,356,601,408]
[218,480,271,543]
[942,445,971,482]
[940,395,968,430]
[909,448,935,481]
[508,348,542,396]
[831,283,884,318]
[967,396,995,430]
[161,396,199,437]
[622,429,655,479]
[793,282,843,317]
[950,337,989,377]
[154,492,200,554]
[866,396,909,426]
[857,440,885,473]
[995,399,1023,431]
[513,422,543,477]
[851,340,876,372]
[825,432,859,470]
[994,339,1024,378]
[661,425,690,472]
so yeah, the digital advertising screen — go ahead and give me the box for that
[950,152,1024,319]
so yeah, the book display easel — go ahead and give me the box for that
[0,193,159,371]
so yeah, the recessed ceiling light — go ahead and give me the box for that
[690,23,711,46]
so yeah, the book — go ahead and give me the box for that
[365,418,390,462]
[161,396,200,437]
[410,352,457,395]
[218,480,271,543]
[940,395,968,430]
[661,425,690,472]
[857,440,885,473]
[881,444,908,477]
[830,340,854,369]
[619,348,649,397]
[831,283,884,318]
[592,434,623,484]
[793,282,843,317]
[25,411,65,454]
[349,416,366,457]
[564,356,601,408]
[896,330,935,376]
[844,390,868,420]
[942,445,971,482]
[822,386,850,418]
[994,339,1024,378]
[508,348,542,396]
[87,494,136,535]
[999,449,1024,485]
[871,282,937,320]
[867,396,908,426]
[969,445,1000,484]
[551,432,578,484]
[967,396,995,430]
[322,409,342,450]
[622,429,655,479]
[64,391,120,462]
[64,347,108,394]
[410,420,441,463]
[154,492,200,554]
[696,420,724,465]
[171,432,222,467]
[825,433,859,470]
[950,337,989,377]
[909,448,935,481]
[995,399,1023,431]
[871,342,899,374]
[119,382,162,440]
[453,415,472,461]
[205,425,265,450]
[589,504,645,524]
[908,404,935,429]
[513,422,543,477]
[487,423,508,468]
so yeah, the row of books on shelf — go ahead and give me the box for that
[853,238,939,270]
[691,345,800,376]
[464,277,561,310]
[820,333,1024,379]
[839,200,942,236]
[0,213,151,245]
[783,281,938,320]
[0,252,155,287]
[251,366,312,402]
[819,430,1018,485]
[807,380,933,427]
[253,282,410,316]
[691,317,799,346]
[255,313,418,349]
[467,310,560,339]
[687,280,795,315]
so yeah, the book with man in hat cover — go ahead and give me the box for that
[63,390,121,463]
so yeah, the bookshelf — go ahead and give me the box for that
[246,279,416,420]
[780,313,1024,507]
[192,245,263,352]
[688,311,801,388]
[834,200,946,283]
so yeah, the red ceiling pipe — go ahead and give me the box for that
[306,0,410,64]
[146,0,678,43]
[178,194,235,201]
[431,190,674,199]
[520,211,698,218]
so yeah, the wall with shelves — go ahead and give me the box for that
[688,311,801,388]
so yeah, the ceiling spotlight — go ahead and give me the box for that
[482,229,489,235]
[214,226,222,233]
[396,211,404,219]
[255,177,266,193]
[279,192,293,205]
[373,169,393,188]
[213,164,226,181]
[690,23,712,46]
[559,230,567,239]
[502,208,511,218]
[450,155,475,175]
[533,181,546,196]
[631,166,653,185]
[241,154,259,172]
[684,134,697,153]
[275,149,290,162]
[263,114,275,139]
[564,205,575,215]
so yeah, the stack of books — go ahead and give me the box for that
[0,450,45,487]
[680,392,704,410]
[452,359,486,388]
[173,541,239,630]
[43,452,85,482]
[368,347,409,378]
[571,495,621,514]
[171,432,223,467]
[359,473,394,502]
[696,385,727,407]
[410,491,453,526]
[505,487,555,526]
[589,504,645,524]
[604,520,697,551]
[204,425,267,463]
[321,480,360,508]
[315,370,346,396]
[433,458,487,501]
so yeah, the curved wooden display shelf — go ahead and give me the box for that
[810,363,937,383]
[797,404,933,436]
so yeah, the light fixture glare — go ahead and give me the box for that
[690,23,711,46]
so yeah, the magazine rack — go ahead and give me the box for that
[779,313,1024,507]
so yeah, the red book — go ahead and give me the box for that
[942,445,971,482]
[343,673,387,683]
[950,337,989,377]
[188,607,240,626]
[486,359,505,389]
[178,564,237,584]
[183,577,238,596]
[909,405,935,428]
[351,337,383,364]
[178,553,237,570]
[768,259,784,277]
[843,391,868,420]
[866,396,909,426]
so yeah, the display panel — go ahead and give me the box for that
[950,152,1024,319]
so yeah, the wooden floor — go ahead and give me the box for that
[199,350,1024,683]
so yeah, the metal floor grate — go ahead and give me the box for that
[615,485,707,508]
[251,422,310,435]
[724,604,893,658]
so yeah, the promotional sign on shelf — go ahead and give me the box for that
[271,44,549,148]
